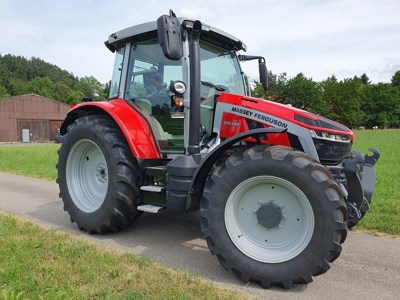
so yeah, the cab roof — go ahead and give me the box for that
[105,18,247,53]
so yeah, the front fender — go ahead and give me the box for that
[186,128,287,209]
[60,99,161,159]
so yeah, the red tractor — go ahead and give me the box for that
[57,11,379,288]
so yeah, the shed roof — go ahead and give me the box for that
[0,94,69,105]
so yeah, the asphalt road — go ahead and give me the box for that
[0,172,399,299]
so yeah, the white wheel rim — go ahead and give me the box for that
[66,139,108,213]
[224,175,314,263]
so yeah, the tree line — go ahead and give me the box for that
[252,71,400,129]
[0,54,110,104]
[1,53,400,129]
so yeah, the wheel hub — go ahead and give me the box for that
[96,164,108,183]
[256,202,283,229]
[224,175,314,263]
[66,139,108,213]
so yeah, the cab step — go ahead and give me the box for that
[137,204,164,213]
[140,185,164,193]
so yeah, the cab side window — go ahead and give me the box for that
[109,47,125,99]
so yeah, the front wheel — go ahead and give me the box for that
[57,115,142,233]
[200,145,347,289]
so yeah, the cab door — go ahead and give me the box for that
[125,39,185,154]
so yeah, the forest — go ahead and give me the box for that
[252,71,400,129]
[1,53,399,129]
[0,54,109,104]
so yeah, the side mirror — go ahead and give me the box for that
[238,55,269,91]
[157,10,183,60]
[258,59,268,91]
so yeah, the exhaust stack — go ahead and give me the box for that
[187,20,202,155]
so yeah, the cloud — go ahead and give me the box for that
[0,0,399,83]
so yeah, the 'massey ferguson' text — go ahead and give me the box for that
[231,107,288,129]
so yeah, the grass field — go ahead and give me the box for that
[0,143,59,180]
[0,212,245,299]
[351,129,400,235]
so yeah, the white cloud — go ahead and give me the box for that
[0,0,399,84]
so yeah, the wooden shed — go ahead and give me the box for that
[0,94,70,143]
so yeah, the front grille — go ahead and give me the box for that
[313,138,352,165]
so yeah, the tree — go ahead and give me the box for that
[0,54,104,104]
[280,73,326,115]
[68,90,85,104]
[7,77,29,96]
[0,84,9,98]
[103,80,111,99]
[251,80,266,98]
[52,82,73,103]
[360,73,371,85]
[78,76,106,101]
[391,70,400,89]
[250,71,285,100]
[28,77,54,98]
[362,83,400,128]
[320,75,339,121]
[320,77,365,128]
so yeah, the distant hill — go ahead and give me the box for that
[0,54,109,104]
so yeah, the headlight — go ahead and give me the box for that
[310,130,351,143]
[310,130,352,165]
[182,20,210,32]
[169,80,186,95]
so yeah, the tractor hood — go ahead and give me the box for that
[216,93,354,165]
[218,93,354,140]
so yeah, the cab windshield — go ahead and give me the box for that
[200,41,245,96]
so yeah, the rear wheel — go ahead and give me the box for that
[57,115,142,233]
[200,145,347,289]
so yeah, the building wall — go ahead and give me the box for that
[0,94,70,142]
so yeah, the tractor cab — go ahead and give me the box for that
[106,16,248,155]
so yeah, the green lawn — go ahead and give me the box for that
[0,212,245,299]
[351,129,400,235]
[0,143,59,180]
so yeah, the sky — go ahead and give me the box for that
[0,0,399,84]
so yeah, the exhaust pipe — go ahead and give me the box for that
[188,20,202,155]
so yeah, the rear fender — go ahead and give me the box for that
[60,99,161,159]
[186,128,287,209]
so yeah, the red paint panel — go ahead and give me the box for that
[220,111,291,146]
[220,112,249,138]
[70,99,161,159]
[265,131,291,146]
[218,93,354,140]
